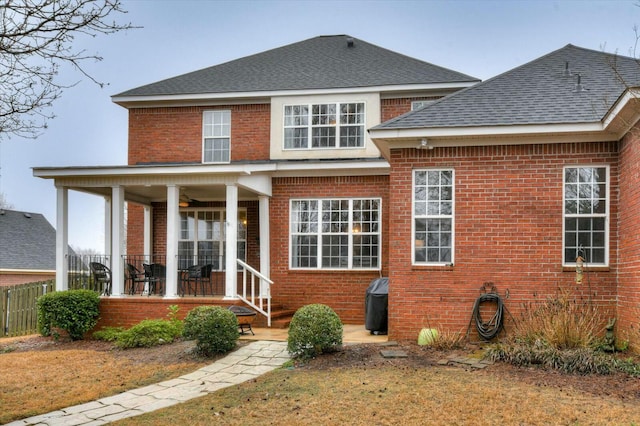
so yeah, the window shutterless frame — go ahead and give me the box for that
[412,169,455,266]
[289,198,382,270]
[202,110,231,163]
[562,165,609,266]
[283,102,365,150]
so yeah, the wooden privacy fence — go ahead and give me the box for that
[1,280,55,337]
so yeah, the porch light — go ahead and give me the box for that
[179,200,190,207]
[353,224,361,233]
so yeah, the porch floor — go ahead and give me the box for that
[239,324,388,344]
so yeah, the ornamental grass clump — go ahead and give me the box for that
[37,289,100,340]
[183,306,239,356]
[287,304,343,359]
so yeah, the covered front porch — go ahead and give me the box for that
[34,163,277,325]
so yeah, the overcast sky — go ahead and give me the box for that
[1,0,639,252]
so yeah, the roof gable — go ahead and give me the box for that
[114,35,479,98]
[375,44,640,130]
[0,209,56,271]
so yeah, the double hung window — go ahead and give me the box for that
[563,166,608,265]
[284,102,365,149]
[203,110,231,163]
[413,169,454,264]
[178,209,247,270]
[290,198,380,269]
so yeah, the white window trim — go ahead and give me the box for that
[412,168,455,266]
[289,198,382,270]
[202,110,231,164]
[562,165,609,267]
[282,102,366,150]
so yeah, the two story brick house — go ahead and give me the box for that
[34,37,640,340]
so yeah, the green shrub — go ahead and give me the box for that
[287,304,342,359]
[93,326,125,342]
[183,306,239,356]
[115,319,183,349]
[37,290,100,340]
[93,306,184,349]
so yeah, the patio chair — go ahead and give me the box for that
[143,263,166,295]
[181,264,214,296]
[125,263,147,295]
[89,262,112,296]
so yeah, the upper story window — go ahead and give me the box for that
[290,198,381,270]
[411,100,434,110]
[284,102,365,149]
[563,166,608,266]
[413,169,454,265]
[203,110,231,163]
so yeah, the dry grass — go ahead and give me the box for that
[114,366,640,426]
[513,287,604,349]
[0,339,211,424]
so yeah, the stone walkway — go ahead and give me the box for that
[7,341,290,426]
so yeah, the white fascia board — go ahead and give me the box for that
[369,122,608,141]
[111,82,477,107]
[33,163,277,179]
[272,159,389,177]
[33,160,390,181]
[602,88,640,131]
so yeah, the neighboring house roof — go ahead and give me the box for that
[0,209,56,271]
[113,34,479,99]
[374,44,640,130]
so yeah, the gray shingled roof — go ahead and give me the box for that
[114,35,478,97]
[0,209,56,270]
[375,44,640,130]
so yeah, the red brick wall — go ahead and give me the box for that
[0,273,55,286]
[269,175,390,324]
[128,104,270,165]
[95,298,261,330]
[387,142,619,341]
[618,127,640,335]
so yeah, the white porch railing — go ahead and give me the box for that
[237,259,273,326]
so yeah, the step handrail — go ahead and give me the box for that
[236,259,273,327]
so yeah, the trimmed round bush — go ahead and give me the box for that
[183,306,239,356]
[37,289,100,340]
[287,304,343,359]
[114,319,183,349]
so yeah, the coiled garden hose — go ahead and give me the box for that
[471,292,504,340]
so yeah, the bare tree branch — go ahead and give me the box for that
[0,0,135,140]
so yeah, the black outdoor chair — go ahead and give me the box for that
[181,264,214,296]
[143,263,166,295]
[89,262,112,296]
[125,263,147,295]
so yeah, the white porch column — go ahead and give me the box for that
[225,184,238,299]
[165,185,180,299]
[55,186,69,291]
[143,205,152,262]
[258,195,271,298]
[104,197,112,256]
[110,186,125,296]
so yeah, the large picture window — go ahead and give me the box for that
[284,102,365,149]
[178,209,246,270]
[563,166,608,265]
[203,110,231,163]
[413,169,454,264]
[290,198,380,269]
